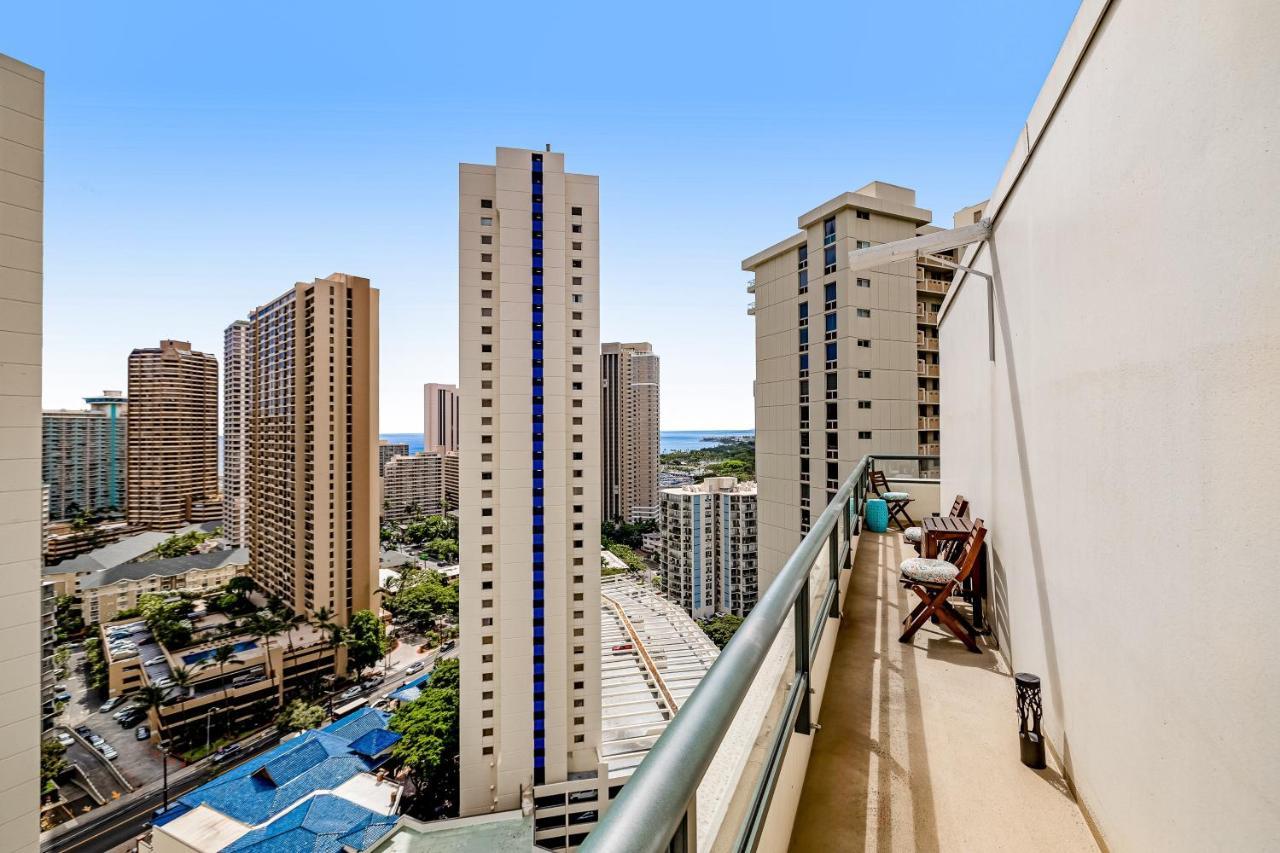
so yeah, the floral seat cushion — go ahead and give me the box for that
[882,491,911,501]
[900,557,959,585]
[903,526,923,544]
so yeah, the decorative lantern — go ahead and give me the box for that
[1015,672,1046,768]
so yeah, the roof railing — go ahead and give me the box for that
[583,454,937,853]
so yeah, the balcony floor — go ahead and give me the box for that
[790,531,1097,852]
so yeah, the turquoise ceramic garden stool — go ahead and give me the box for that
[865,498,889,533]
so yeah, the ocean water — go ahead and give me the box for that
[379,430,754,455]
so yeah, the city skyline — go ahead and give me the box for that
[10,1,1082,430]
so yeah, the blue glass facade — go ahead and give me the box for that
[530,152,547,785]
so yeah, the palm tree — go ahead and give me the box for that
[243,612,283,692]
[323,625,349,714]
[135,684,171,736]
[199,644,243,704]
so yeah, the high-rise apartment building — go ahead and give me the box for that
[601,342,660,523]
[377,439,409,476]
[744,182,958,591]
[423,382,459,454]
[126,341,220,530]
[659,477,758,619]
[458,147,605,838]
[0,51,43,850]
[243,274,379,624]
[382,453,452,521]
[42,390,127,520]
[223,319,250,546]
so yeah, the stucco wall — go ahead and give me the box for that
[940,0,1280,848]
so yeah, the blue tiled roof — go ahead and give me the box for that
[322,707,392,745]
[222,794,397,853]
[348,728,401,759]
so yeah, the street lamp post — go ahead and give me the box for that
[159,740,170,813]
[205,705,220,752]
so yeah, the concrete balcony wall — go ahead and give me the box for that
[939,0,1280,848]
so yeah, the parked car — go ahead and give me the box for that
[338,686,362,701]
[99,697,122,713]
[135,725,151,741]
[360,678,381,691]
[119,709,146,727]
[211,743,241,764]
[404,660,425,675]
[87,734,105,747]
[97,743,118,760]
[114,648,140,660]
[73,725,92,738]
[53,686,71,702]
[142,656,166,667]
[153,677,174,689]
[440,640,455,652]
[55,732,74,747]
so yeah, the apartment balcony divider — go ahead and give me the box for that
[583,454,938,853]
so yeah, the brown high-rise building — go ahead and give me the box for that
[423,382,458,454]
[601,342,660,522]
[126,340,220,530]
[245,274,379,623]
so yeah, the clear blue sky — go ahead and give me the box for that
[10,1,1080,431]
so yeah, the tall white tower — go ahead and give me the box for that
[457,148,604,838]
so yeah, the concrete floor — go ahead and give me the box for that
[789,531,1098,852]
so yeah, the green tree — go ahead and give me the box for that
[419,538,459,564]
[41,739,68,785]
[346,610,388,675]
[276,699,327,734]
[139,593,193,648]
[83,636,107,691]
[52,644,71,678]
[384,568,457,634]
[153,530,214,559]
[53,595,84,640]
[244,611,285,698]
[226,575,258,602]
[134,684,172,734]
[606,543,648,574]
[199,644,243,703]
[389,673,460,818]
[700,614,745,649]
[428,657,460,692]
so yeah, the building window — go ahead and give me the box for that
[857,240,871,249]
[857,339,871,348]
[572,241,582,250]
[825,342,837,369]
[481,271,492,280]
[481,235,492,245]
[481,289,492,298]
[856,308,870,318]
[798,302,808,325]
[824,246,837,275]
[823,216,836,246]
[481,217,493,226]
[858,400,872,409]
[857,369,871,379]
[857,277,870,288]
[572,259,582,268]
[858,430,872,440]
[572,223,582,233]
[481,199,493,208]
[824,282,836,310]
[797,244,808,270]
[572,206,583,216]
[481,253,492,262]
[798,269,808,293]
[856,210,869,220]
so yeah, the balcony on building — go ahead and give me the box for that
[586,1,1278,849]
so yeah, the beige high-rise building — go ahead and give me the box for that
[42,391,127,520]
[382,452,452,521]
[601,342,660,523]
[659,477,758,619]
[423,382,459,454]
[126,340,220,531]
[0,52,43,851]
[744,182,959,592]
[244,274,379,624]
[458,147,605,839]
[223,319,250,546]
[377,439,409,476]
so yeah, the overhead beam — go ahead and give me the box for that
[846,219,992,272]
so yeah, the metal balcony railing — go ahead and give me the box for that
[583,454,938,853]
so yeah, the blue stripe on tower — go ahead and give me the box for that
[530,152,546,786]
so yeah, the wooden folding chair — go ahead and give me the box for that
[869,469,915,530]
[904,494,969,556]
[898,520,987,653]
